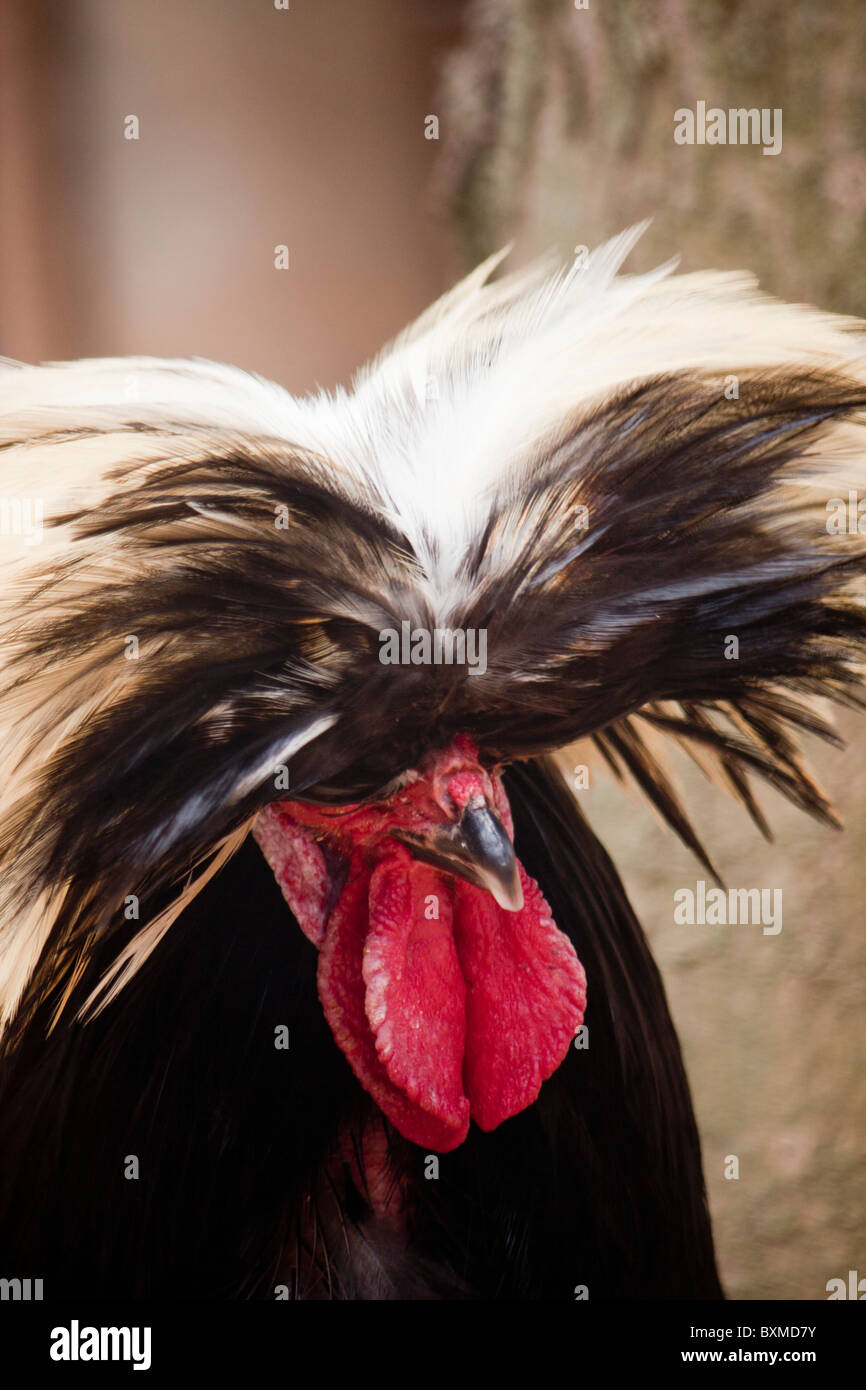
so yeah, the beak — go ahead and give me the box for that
[390,801,524,912]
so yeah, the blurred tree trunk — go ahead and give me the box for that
[438,0,866,312]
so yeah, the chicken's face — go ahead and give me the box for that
[254,735,586,1151]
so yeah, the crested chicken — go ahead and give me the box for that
[0,226,865,1298]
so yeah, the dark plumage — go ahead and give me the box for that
[0,762,720,1298]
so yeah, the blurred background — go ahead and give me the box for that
[1,0,864,1299]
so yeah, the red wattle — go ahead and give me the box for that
[315,844,585,1151]
[452,866,587,1131]
[364,851,469,1132]
[317,861,470,1152]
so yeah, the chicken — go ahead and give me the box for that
[0,225,864,1299]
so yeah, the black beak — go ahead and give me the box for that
[390,801,524,912]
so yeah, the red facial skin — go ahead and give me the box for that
[253,735,586,1152]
